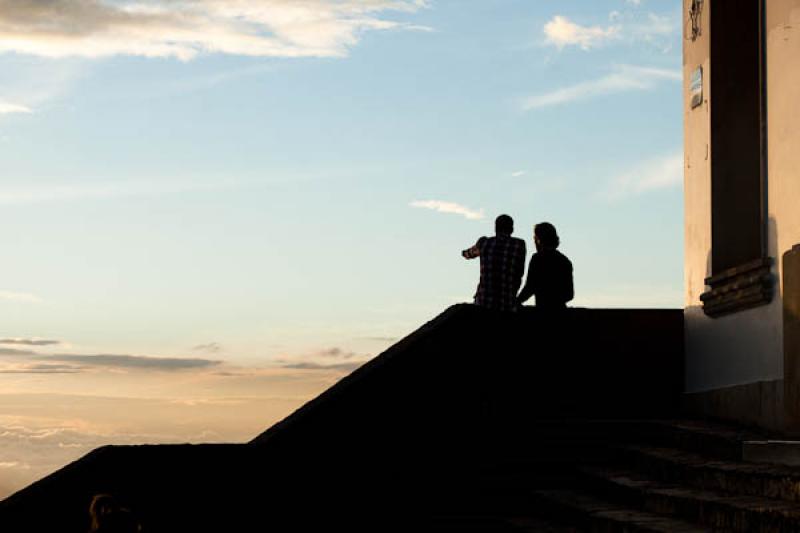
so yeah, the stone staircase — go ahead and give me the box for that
[447,419,800,532]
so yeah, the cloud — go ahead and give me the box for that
[0,348,37,356]
[0,389,317,498]
[359,336,398,343]
[521,64,680,110]
[0,363,83,374]
[410,200,485,220]
[318,347,358,359]
[511,171,526,177]
[626,0,642,5]
[543,16,620,50]
[0,290,42,303]
[0,417,192,499]
[0,340,221,371]
[605,152,683,200]
[273,345,369,372]
[43,354,222,370]
[279,361,363,372]
[544,9,678,53]
[192,342,222,354]
[0,338,60,346]
[0,101,32,114]
[0,0,430,61]
[0,423,112,498]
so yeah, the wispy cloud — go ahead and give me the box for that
[0,343,221,371]
[543,16,620,50]
[0,348,37,356]
[0,363,83,374]
[0,291,42,304]
[511,170,526,178]
[410,200,485,220]
[0,339,60,346]
[44,354,222,371]
[0,0,431,61]
[192,342,222,354]
[0,101,32,114]
[317,347,358,359]
[0,389,320,498]
[605,152,683,200]
[544,9,678,53]
[273,346,368,372]
[279,361,363,372]
[521,64,680,110]
[359,336,398,343]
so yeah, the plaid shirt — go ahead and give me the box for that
[463,235,527,312]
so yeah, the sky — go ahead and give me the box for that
[0,0,683,498]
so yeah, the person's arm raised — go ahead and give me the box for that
[462,237,484,259]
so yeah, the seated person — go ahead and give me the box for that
[516,222,573,309]
[462,214,526,312]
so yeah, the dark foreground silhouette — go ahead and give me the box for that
[0,305,683,532]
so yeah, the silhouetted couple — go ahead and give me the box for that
[462,214,573,312]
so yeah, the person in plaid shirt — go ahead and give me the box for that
[462,214,527,312]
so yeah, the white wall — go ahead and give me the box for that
[682,0,799,393]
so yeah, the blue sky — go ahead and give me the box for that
[0,0,683,496]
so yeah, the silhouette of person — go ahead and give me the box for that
[516,222,573,309]
[462,214,526,312]
[88,494,141,533]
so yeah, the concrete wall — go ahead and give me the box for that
[684,0,800,430]
[768,1,800,430]
[767,3,800,262]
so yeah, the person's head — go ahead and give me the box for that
[89,494,140,533]
[89,494,118,532]
[534,222,560,250]
[495,214,514,236]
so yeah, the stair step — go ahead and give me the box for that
[514,419,769,461]
[578,465,800,532]
[528,488,710,532]
[643,420,770,461]
[615,444,800,502]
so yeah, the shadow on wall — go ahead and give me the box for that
[783,232,800,430]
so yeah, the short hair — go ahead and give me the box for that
[535,222,560,248]
[495,214,514,235]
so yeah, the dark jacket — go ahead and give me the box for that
[516,248,574,308]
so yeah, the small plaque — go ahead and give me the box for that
[690,67,703,109]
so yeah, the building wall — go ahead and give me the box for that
[683,0,800,405]
[767,2,800,262]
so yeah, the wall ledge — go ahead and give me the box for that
[701,257,774,317]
